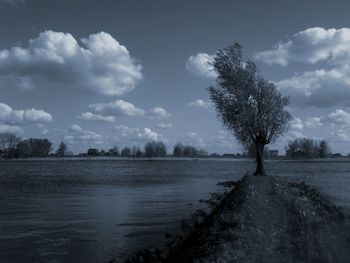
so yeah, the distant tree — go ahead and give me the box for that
[144,141,167,158]
[15,140,32,157]
[0,132,21,157]
[56,142,68,157]
[173,142,208,157]
[285,138,330,159]
[198,149,208,157]
[173,143,184,157]
[87,148,99,156]
[121,146,131,157]
[107,146,119,156]
[29,138,52,157]
[209,43,291,175]
[318,140,330,158]
[131,146,143,158]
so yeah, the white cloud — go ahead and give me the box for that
[77,112,115,123]
[186,53,217,78]
[0,124,22,133]
[255,27,350,66]
[87,100,171,120]
[38,124,49,135]
[275,65,350,107]
[65,124,103,144]
[113,125,161,143]
[304,117,322,128]
[290,117,304,130]
[323,109,350,126]
[255,27,350,107]
[148,107,171,119]
[332,129,350,142]
[183,132,206,148]
[0,102,52,125]
[188,99,212,110]
[69,124,83,132]
[155,123,173,129]
[89,100,145,117]
[0,31,142,95]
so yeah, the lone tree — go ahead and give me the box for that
[209,43,291,175]
[56,141,68,157]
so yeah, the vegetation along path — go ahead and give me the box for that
[127,175,350,262]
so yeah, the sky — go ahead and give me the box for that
[1,0,350,154]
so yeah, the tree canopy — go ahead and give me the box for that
[209,43,291,175]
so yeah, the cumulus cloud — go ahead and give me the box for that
[186,53,217,78]
[255,27,350,66]
[84,100,171,120]
[290,117,304,130]
[255,27,350,107]
[188,99,212,110]
[64,124,103,144]
[148,107,171,119]
[287,110,350,142]
[0,124,22,133]
[0,102,52,125]
[0,30,142,95]
[38,124,49,135]
[304,117,322,128]
[77,112,115,123]
[113,125,160,142]
[323,109,350,126]
[183,132,206,148]
[155,123,173,129]
[275,65,350,107]
[89,100,145,117]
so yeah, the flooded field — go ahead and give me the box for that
[0,158,349,262]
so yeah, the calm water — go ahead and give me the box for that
[0,158,349,263]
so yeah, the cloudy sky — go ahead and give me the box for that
[1,0,350,154]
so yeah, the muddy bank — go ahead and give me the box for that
[123,175,350,263]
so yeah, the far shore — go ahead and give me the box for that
[1,156,350,162]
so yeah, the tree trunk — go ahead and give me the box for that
[254,144,266,176]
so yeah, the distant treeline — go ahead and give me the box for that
[0,132,342,159]
[84,141,168,158]
[285,138,331,159]
[83,141,208,158]
[0,133,52,158]
[173,143,208,157]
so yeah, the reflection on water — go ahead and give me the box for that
[0,159,253,262]
[0,158,349,262]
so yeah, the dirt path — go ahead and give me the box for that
[165,175,350,263]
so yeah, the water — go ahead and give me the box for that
[0,158,349,263]
[0,158,253,263]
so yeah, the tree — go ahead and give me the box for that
[144,141,167,158]
[318,140,330,158]
[87,148,99,156]
[107,146,119,156]
[15,140,32,157]
[173,142,184,157]
[0,132,21,157]
[285,138,330,159]
[209,43,291,175]
[56,142,68,157]
[28,138,52,157]
[121,146,131,157]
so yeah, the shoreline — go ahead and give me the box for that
[123,175,350,262]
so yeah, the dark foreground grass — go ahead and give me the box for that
[120,175,350,263]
